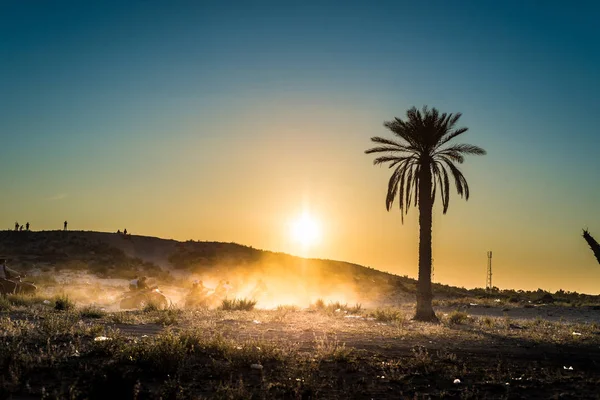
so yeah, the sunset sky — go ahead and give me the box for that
[1,1,599,293]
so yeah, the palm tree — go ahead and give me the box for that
[365,106,486,321]
[582,229,600,265]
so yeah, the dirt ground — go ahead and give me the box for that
[3,277,600,399]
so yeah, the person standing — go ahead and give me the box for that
[64,221,68,231]
[14,222,19,231]
[25,222,30,231]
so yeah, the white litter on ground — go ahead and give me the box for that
[453,379,461,384]
[251,364,263,370]
[94,336,110,342]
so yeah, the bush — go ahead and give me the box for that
[0,296,11,311]
[54,294,75,311]
[312,298,325,310]
[220,298,257,311]
[80,306,106,319]
[448,310,469,325]
[370,308,405,323]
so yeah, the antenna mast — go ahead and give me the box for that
[486,251,493,290]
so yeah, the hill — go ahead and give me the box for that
[2,230,597,306]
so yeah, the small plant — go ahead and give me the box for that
[448,310,469,325]
[0,296,11,311]
[7,294,46,307]
[313,298,325,309]
[315,335,354,362]
[348,303,363,314]
[220,298,257,311]
[155,309,181,326]
[143,301,162,312]
[80,306,106,319]
[370,307,405,323]
[54,294,75,311]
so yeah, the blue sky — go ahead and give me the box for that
[1,1,599,291]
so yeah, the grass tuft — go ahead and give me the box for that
[370,307,406,323]
[80,306,106,319]
[447,310,469,325]
[220,298,257,311]
[54,294,75,311]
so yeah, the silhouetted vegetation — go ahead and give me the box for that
[582,229,600,264]
[366,106,486,321]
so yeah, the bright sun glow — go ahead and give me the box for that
[290,212,321,247]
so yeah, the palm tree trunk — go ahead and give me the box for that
[583,230,600,265]
[414,164,438,322]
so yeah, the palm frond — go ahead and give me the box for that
[369,136,412,149]
[440,156,470,200]
[438,143,486,156]
[437,127,469,147]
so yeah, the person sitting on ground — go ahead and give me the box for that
[129,276,139,291]
[0,259,23,294]
[190,280,209,297]
[214,279,229,297]
[129,276,149,291]
[137,276,149,290]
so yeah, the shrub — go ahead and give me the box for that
[80,306,106,319]
[0,296,11,311]
[7,294,46,307]
[143,301,162,312]
[370,307,405,323]
[313,298,325,310]
[54,294,75,311]
[448,310,469,325]
[220,298,257,311]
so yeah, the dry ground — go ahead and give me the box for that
[2,291,600,400]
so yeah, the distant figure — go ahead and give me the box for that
[19,225,23,231]
[14,222,19,231]
[124,229,128,235]
[64,221,68,231]
[117,229,121,234]
[25,222,30,231]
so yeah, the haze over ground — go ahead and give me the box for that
[1,1,599,293]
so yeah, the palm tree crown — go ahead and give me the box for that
[365,106,486,221]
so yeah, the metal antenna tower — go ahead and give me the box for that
[486,251,493,290]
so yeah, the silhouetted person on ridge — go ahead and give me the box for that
[19,225,23,231]
[25,222,29,231]
[117,230,121,234]
[14,222,19,231]
[64,221,68,231]
[124,229,127,235]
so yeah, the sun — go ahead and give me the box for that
[290,212,321,247]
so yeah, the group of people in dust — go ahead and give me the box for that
[184,278,269,308]
[121,275,269,309]
[0,258,36,295]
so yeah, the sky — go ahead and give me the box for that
[1,1,599,293]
